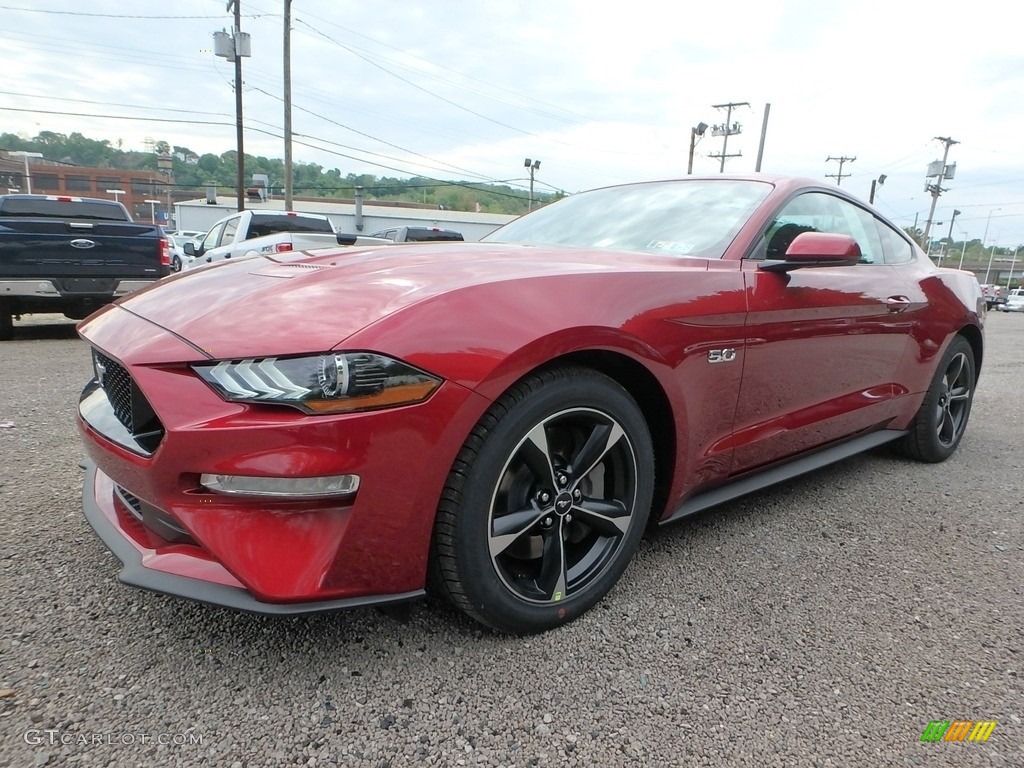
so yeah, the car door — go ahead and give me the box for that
[731,191,915,474]
[195,221,225,260]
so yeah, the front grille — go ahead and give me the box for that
[93,349,165,453]
[94,350,133,428]
[115,484,145,522]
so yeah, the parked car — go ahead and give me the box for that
[997,287,1024,312]
[369,225,465,242]
[167,233,204,272]
[76,176,983,634]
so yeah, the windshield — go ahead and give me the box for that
[484,179,771,258]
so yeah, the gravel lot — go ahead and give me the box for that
[1,313,1021,768]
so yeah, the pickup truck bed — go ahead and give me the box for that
[0,194,169,339]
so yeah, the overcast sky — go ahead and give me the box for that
[2,0,1022,248]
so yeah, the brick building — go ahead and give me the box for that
[0,151,182,225]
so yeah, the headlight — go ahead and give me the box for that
[193,352,441,414]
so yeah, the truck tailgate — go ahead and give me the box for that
[0,219,163,282]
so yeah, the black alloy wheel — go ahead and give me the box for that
[898,336,976,463]
[431,367,654,634]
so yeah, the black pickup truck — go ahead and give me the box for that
[0,194,169,339]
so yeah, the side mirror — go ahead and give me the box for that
[183,241,196,256]
[760,232,861,272]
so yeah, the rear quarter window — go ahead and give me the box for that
[405,228,464,242]
[249,214,333,237]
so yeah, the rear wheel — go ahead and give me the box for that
[431,367,654,634]
[0,300,12,341]
[897,336,975,462]
[172,255,182,272]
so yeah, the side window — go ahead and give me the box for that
[833,201,883,264]
[202,222,225,251]
[221,216,240,245]
[875,220,915,264]
[761,192,883,264]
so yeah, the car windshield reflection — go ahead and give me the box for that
[484,179,772,259]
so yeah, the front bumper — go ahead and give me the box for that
[76,311,491,613]
[81,460,423,614]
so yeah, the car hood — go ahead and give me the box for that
[106,242,694,359]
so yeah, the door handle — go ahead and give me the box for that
[886,296,911,313]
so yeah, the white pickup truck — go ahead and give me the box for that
[183,210,386,268]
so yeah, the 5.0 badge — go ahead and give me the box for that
[707,348,737,364]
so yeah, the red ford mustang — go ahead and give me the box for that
[77,176,984,634]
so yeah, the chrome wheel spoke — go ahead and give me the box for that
[948,385,971,402]
[569,421,625,483]
[946,353,966,389]
[573,498,631,536]
[490,504,549,557]
[522,423,559,490]
[537,523,568,601]
[938,408,955,444]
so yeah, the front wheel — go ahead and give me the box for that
[430,367,654,634]
[171,255,182,272]
[897,336,976,463]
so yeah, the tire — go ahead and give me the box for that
[0,300,12,341]
[897,336,975,463]
[172,255,182,272]
[430,367,654,634]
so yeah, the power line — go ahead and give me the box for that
[0,5,268,19]
[0,105,235,127]
[246,84,504,184]
[291,19,543,140]
[287,9,597,128]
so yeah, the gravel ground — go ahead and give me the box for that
[0,313,1021,768]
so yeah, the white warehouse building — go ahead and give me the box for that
[173,196,517,242]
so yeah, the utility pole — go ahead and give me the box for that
[283,0,293,211]
[231,0,244,212]
[826,155,856,185]
[214,4,251,212]
[708,101,749,172]
[921,136,958,248]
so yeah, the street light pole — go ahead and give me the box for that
[106,189,126,205]
[10,151,43,194]
[984,235,1001,285]
[982,209,1001,284]
[1007,246,1020,289]
[524,158,540,210]
[144,199,161,225]
[943,209,960,261]
[869,174,886,204]
[687,122,708,174]
[958,234,969,270]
